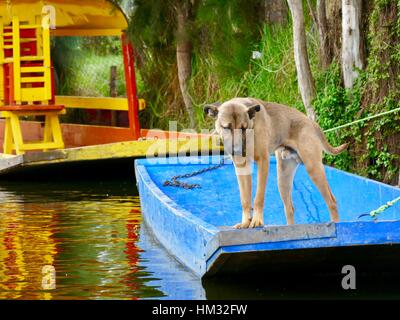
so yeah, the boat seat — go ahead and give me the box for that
[0,104,64,111]
[1,107,65,155]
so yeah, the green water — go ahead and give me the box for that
[1,179,399,300]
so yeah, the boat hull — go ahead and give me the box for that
[135,156,400,277]
[0,123,221,178]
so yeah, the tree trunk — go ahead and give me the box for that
[342,0,363,89]
[176,1,196,128]
[326,0,342,62]
[287,0,316,120]
[316,0,332,69]
[264,0,288,25]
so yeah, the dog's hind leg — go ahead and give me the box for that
[297,142,339,222]
[276,152,299,225]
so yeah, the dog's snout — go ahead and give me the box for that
[227,130,245,157]
[233,147,243,154]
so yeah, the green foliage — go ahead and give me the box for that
[126,0,270,129]
[52,36,132,124]
[195,0,264,79]
[65,53,125,96]
[54,38,126,97]
[190,23,305,128]
[246,25,302,110]
[130,1,317,129]
[313,0,400,184]
[128,0,176,50]
[313,62,361,172]
[314,65,399,183]
[81,37,122,56]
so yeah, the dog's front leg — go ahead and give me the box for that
[250,154,269,228]
[233,160,252,229]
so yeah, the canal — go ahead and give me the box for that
[1,178,400,299]
[0,179,203,299]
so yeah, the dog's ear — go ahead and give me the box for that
[204,102,221,118]
[247,104,261,119]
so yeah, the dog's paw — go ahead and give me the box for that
[234,220,251,229]
[249,217,264,228]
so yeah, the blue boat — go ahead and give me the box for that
[135,156,400,278]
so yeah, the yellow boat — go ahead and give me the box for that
[0,0,220,178]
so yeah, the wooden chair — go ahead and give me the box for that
[0,16,65,155]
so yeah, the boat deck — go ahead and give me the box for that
[143,157,400,225]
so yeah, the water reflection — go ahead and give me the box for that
[0,181,203,300]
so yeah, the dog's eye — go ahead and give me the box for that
[221,126,230,131]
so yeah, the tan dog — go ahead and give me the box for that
[205,97,348,228]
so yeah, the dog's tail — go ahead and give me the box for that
[315,125,349,155]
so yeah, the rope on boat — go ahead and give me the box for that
[323,107,400,133]
[325,107,400,219]
[358,196,400,220]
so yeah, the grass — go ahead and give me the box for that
[190,23,313,128]
[246,25,303,110]
[59,52,127,97]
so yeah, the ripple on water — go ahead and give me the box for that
[0,181,203,300]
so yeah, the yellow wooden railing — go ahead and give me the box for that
[55,96,146,111]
